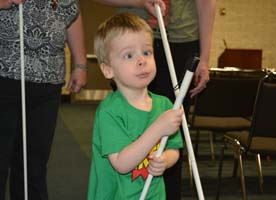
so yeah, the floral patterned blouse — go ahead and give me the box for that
[0,0,79,84]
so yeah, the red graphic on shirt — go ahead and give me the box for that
[132,142,160,181]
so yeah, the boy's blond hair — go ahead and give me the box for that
[94,13,153,65]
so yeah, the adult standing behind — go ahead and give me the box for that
[91,0,166,18]
[0,0,87,199]
[93,0,216,199]
[146,2,216,200]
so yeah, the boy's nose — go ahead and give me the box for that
[137,55,146,67]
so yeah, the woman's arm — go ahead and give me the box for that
[66,14,87,93]
[190,0,216,98]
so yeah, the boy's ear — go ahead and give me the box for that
[100,63,114,79]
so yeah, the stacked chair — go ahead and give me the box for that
[189,68,266,160]
[216,72,276,200]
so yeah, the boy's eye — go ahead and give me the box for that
[123,53,133,59]
[144,50,152,57]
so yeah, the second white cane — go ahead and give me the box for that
[19,3,29,200]
[154,4,205,200]
[139,4,205,200]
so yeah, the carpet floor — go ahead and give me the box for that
[44,102,276,200]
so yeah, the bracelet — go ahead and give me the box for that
[74,64,88,71]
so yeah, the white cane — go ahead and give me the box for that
[19,4,29,200]
[139,57,198,200]
[139,4,204,200]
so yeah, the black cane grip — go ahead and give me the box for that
[186,55,200,73]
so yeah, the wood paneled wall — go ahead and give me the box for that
[80,1,116,90]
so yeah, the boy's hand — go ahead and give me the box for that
[148,152,167,176]
[154,107,183,137]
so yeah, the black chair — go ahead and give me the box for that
[216,72,276,200]
[189,69,266,160]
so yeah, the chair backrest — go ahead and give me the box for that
[249,72,276,139]
[192,69,266,118]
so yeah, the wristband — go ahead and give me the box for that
[74,64,88,71]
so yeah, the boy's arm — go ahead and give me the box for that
[108,108,183,174]
[147,149,179,176]
[162,149,179,169]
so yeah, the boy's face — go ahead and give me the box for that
[101,30,156,91]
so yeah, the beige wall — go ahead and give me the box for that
[211,0,276,69]
[80,1,116,90]
[71,0,276,94]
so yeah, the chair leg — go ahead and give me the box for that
[232,158,238,178]
[194,131,200,158]
[238,153,247,200]
[209,132,215,161]
[187,154,194,192]
[255,154,264,193]
[216,140,227,200]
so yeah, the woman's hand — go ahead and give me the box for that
[141,0,166,16]
[0,0,24,9]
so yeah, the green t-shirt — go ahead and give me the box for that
[87,90,183,200]
[118,0,198,43]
